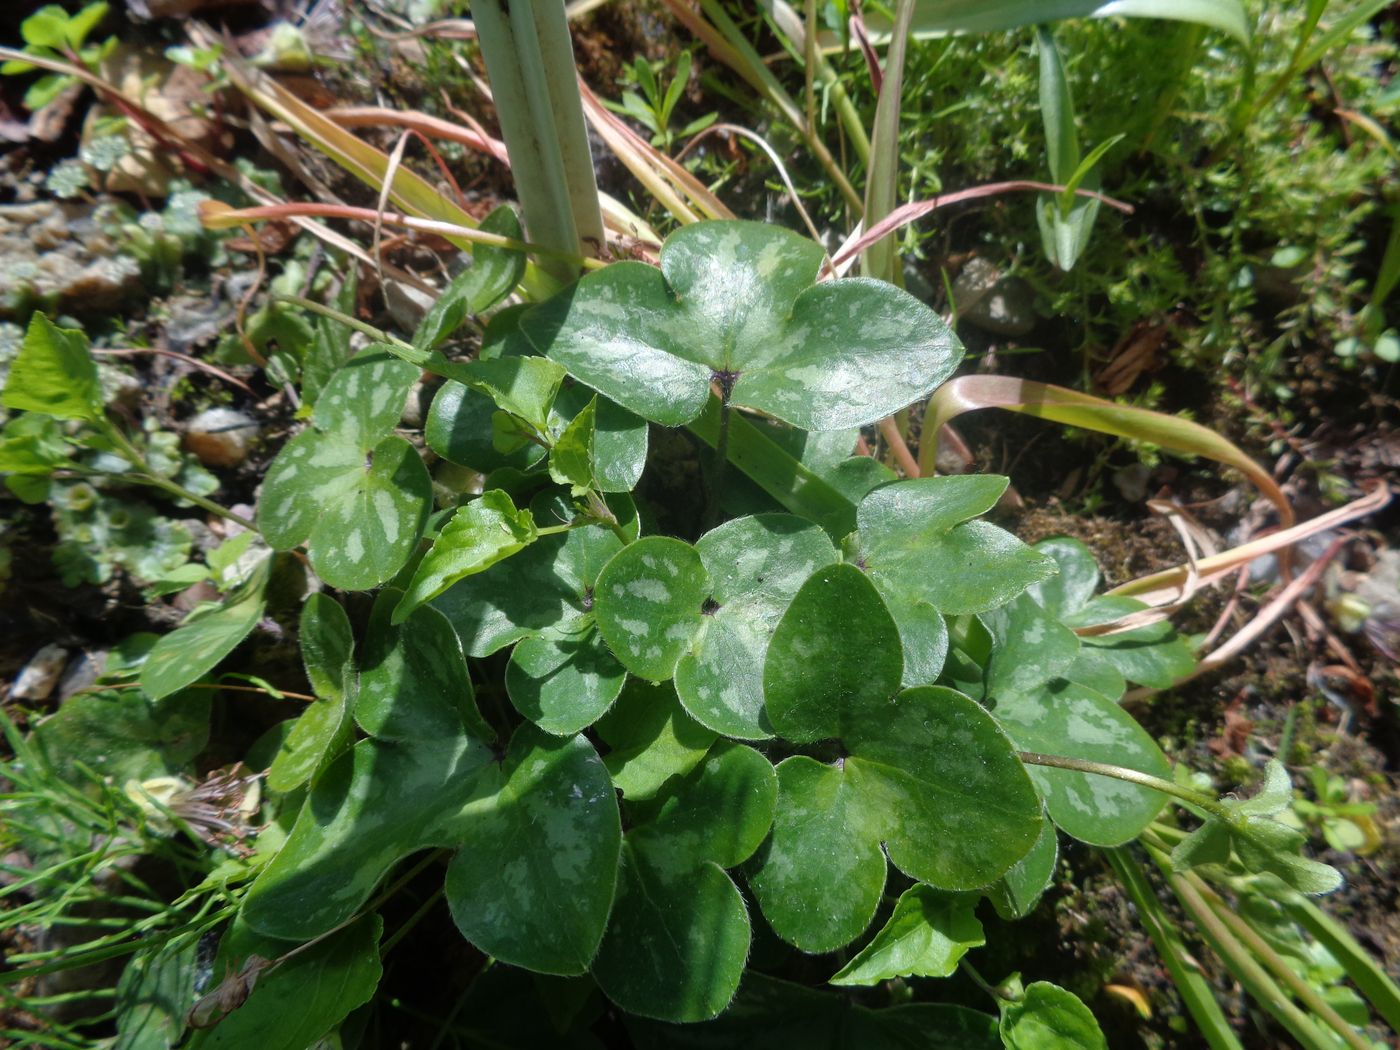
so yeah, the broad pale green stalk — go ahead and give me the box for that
[471,0,604,281]
[861,0,916,281]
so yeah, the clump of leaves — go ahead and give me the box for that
[0,2,114,110]
[1,219,1366,1048]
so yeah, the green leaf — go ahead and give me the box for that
[592,743,776,1022]
[597,679,717,800]
[258,350,430,591]
[505,621,627,736]
[901,0,1249,42]
[830,885,985,986]
[993,681,1170,845]
[20,7,69,50]
[28,689,208,800]
[139,566,268,700]
[548,395,596,493]
[312,346,420,446]
[300,269,357,405]
[2,312,103,422]
[114,941,196,1050]
[764,563,904,743]
[987,814,1059,921]
[998,981,1108,1050]
[452,354,566,430]
[855,477,1055,684]
[296,593,354,704]
[758,566,1042,945]
[432,492,632,657]
[444,725,621,975]
[412,204,526,351]
[749,756,887,953]
[267,595,356,793]
[522,221,961,430]
[593,535,708,681]
[358,590,492,744]
[626,972,1001,1049]
[980,592,1081,701]
[200,916,382,1050]
[1031,537,1195,689]
[676,515,838,738]
[65,2,109,49]
[394,489,537,622]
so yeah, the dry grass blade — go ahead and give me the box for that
[579,80,733,225]
[325,107,509,165]
[831,180,1134,274]
[919,375,1292,528]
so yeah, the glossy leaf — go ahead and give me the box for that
[548,395,597,493]
[980,592,1080,702]
[758,566,1040,947]
[627,972,1001,1049]
[749,756,887,953]
[987,815,1059,921]
[1032,537,1195,689]
[394,489,537,622]
[433,492,632,657]
[999,981,1108,1050]
[592,743,775,1021]
[427,309,647,491]
[412,204,525,351]
[444,726,621,975]
[522,221,961,430]
[2,312,103,422]
[505,622,627,736]
[114,941,196,1050]
[855,477,1054,684]
[257,350,429,591]
[358,591,492,744]
[593,536,708,682]
[993,681,1170,845]
[266,595,355,793]
[139,564,268,701]
[201,916,382,1050]
[677,515,838,738]
[596,679,718,800]
[830,885,984,986]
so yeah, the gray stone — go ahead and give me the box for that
[184,407,259,467]
[12,644,69,700]
[952,257,1036,337]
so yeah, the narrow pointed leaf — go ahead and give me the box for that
[412,204,525,351]
[830,885,985,986]
[394,490,537,622]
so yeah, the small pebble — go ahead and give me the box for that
[184,408,259,467]
[12,644,70,700]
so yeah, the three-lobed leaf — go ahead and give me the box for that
[521,221,962,430]
[257,349,429,591]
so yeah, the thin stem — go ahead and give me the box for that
[1191,876,1373,1050]
[98,420,257,531]
[1017,751,1224,816]
[1147,844,1349,1050]
[705,390,733,530]
[380,888,445,956]
[959,958,1016,1003]
[276,294,415,352]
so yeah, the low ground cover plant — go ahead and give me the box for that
[0,2,1396,1049]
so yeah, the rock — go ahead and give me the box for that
[953,257,1036,337]
[184,408,260,467]
[1112,463,1152,503]
[57,650,108,700]
[12,644,70,701]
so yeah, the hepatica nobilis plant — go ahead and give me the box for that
[171,218,1335,1037]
